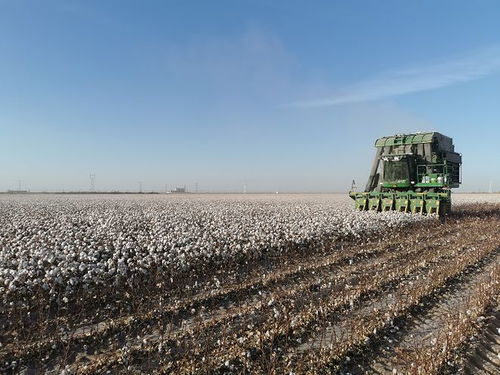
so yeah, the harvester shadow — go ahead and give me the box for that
[450,204,500,220]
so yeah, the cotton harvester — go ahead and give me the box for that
[349,132,461,215]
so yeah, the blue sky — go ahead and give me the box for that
[1,0,499,192]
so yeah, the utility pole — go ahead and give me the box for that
[195,182,198,194]
[89,173,96,192]
[243,183,247,194]
[138,181,143,193]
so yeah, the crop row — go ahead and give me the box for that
[189,221,499,374]
[64,208,499,374]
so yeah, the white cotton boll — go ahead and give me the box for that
[0,193,432,305]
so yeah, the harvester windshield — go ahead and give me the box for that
[383,160,409,182]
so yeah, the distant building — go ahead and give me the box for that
[171,187,187,193]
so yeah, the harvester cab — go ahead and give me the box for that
[350,132,461,215]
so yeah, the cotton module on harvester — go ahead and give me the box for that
[349,132,462,215]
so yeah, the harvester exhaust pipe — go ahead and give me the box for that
[365,148,382,192]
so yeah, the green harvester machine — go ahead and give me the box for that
[349,132,461,216]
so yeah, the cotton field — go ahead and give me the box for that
[0,194,425,302]
[1,193,499,374]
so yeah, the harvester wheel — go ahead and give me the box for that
[438,201,451,222]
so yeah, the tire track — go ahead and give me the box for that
[264,238,499,375]
[461,307,500,375]
[363,252,499,374]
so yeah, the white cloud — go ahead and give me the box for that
[291,45,500,107]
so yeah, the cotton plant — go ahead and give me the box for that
[0,194,427,302]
